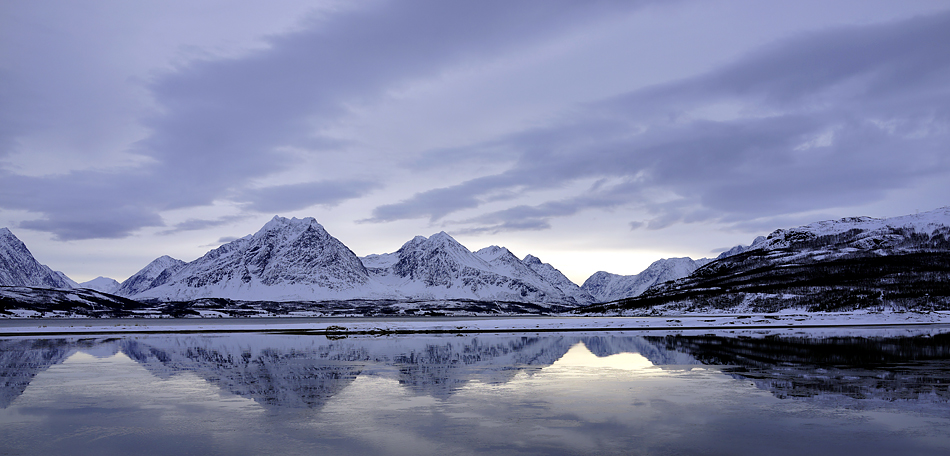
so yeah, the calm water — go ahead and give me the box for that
[1,326,949,455]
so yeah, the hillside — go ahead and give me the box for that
[580,207,950,314]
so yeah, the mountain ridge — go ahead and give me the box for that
[580,206,950,314]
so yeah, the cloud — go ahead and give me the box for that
[159,215,251,235]
[365,10,950,233]
[238,180,381,213]
[0,0,660,240]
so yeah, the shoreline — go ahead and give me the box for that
[2,311,949,336]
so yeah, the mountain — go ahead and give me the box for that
[522,254,595,304]
[366,233,590,305]
[114,219,590,306]
[79,276,120,293]
[716,236,767,259]
[581,207,950,314]
[114,255,186,297]
[0,228,75,289]
[582,257,711,303]
[131,216,370,301]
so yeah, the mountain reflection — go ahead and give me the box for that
[646,332,950,402]
[2,329,949,409]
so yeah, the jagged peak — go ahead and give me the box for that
[0,227,12,236]
[147,255,184,267]
[474,245,512,262]
[647,257,694,266]
[397,235,429,251]
[522,254,541,265]
[258,215,324,235]
[421,231,468,251]
[427,231,455,242]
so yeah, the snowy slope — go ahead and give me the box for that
[114,255,186,297]
[0,228,75,289]
[79,276,121,293]
[717,236,767,259]
[588,207,950,314]
[124,218,593,304]
[522,254,595,304]
[582,257,707,303]
[133,216,370,301]
[368,233,584,305]
[752,206,950,253]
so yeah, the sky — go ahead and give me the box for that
[2,0,949,285]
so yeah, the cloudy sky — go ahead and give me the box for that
[2,0,949,284]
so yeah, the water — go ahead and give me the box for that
[1,326,949,455]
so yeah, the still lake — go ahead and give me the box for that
[1,325,949,455]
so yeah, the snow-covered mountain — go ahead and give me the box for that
[752,207,950,253]
[582,257,710,303]
[0,228,75,289]
[584,206,950,314]
[522,254,595,304]
[716,236,767,259]
[131,216,370,301]
[366,233,591,305]
[117,219,591,306]
[114,255,186,297]
[79,276,120,293]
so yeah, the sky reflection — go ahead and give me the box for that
[1,331,948,455]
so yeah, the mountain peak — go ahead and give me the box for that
[259,216,322,234]
[427,231,456,244]
[0,227,75,288]
[474,245,512,262]
[128,216,368,300]
[522,254,542,265]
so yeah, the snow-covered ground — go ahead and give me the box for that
[1,311,948,335]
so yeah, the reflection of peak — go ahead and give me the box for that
[119,339,365,409]
[0,339,99,408]
[12,332,945,411]
[0,334,698,408]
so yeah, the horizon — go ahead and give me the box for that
[3,1,949,284]
[5,204,947,286]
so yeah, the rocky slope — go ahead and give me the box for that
[582,207,950,314]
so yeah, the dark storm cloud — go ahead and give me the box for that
[0,0,659,240]
[368,10,950,232]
